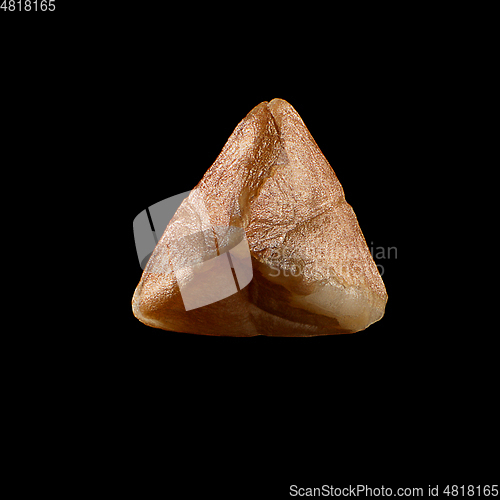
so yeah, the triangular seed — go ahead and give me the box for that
[132,99,387,336]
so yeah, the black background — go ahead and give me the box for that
[3,3,495,494]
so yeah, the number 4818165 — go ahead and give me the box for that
[1,0,56,10]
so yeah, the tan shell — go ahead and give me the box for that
[132,99,387,336]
